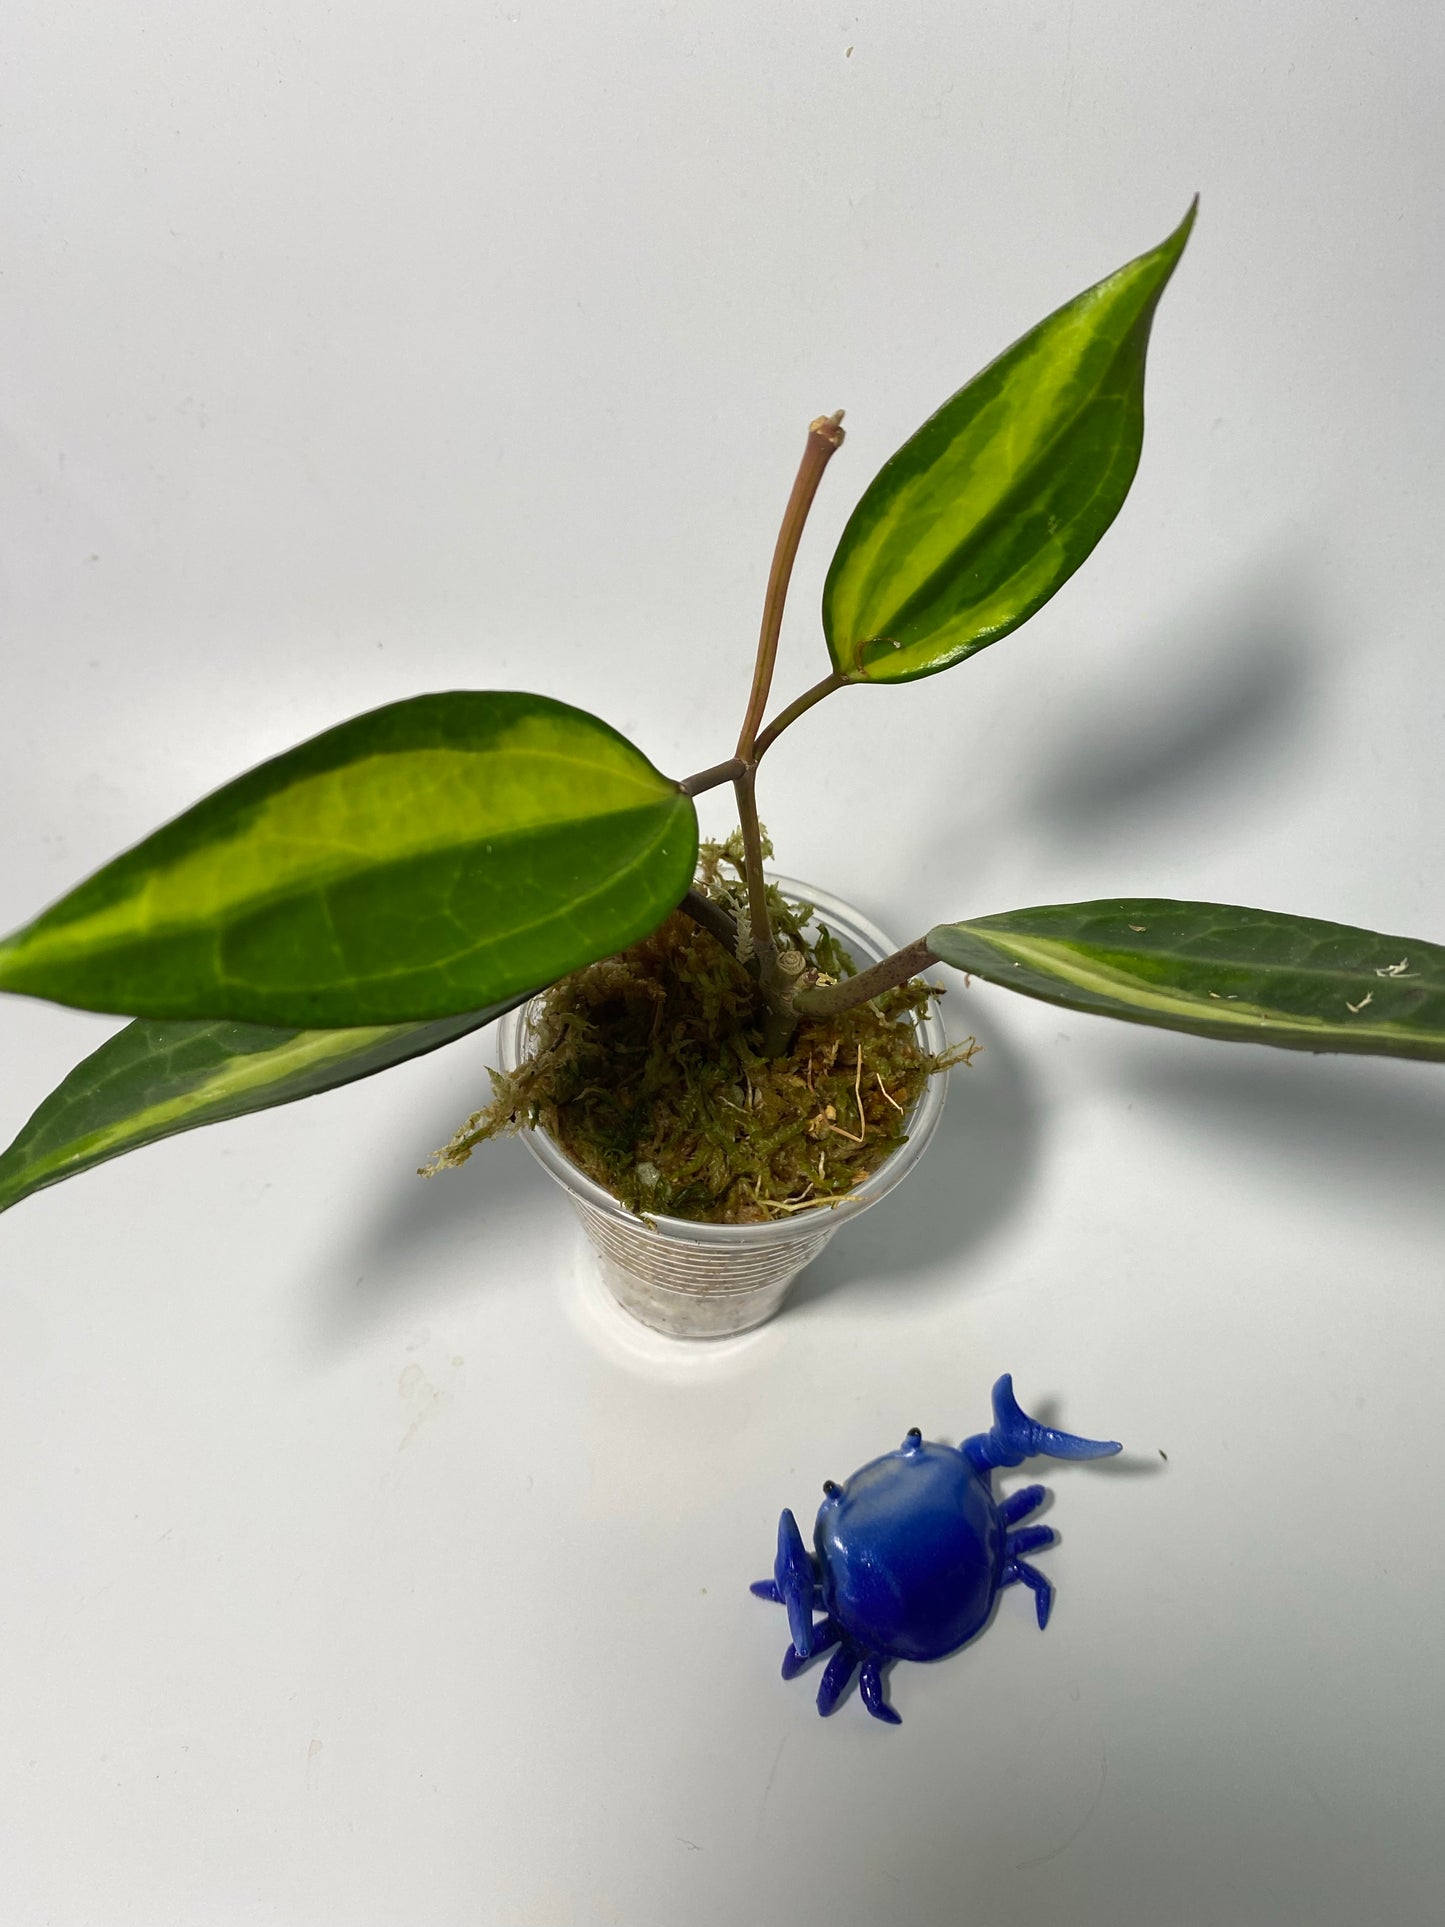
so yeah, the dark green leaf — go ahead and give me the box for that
[824,202,1195,685]
[928,899,1445,1060]
[0,996,529,1215]
[0,692,698,1025]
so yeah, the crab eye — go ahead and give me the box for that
[822,1479,840,1496]
[906,1427,922,1441]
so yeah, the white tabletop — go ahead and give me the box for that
[2,6,1443,1923]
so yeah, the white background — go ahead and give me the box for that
[2,5,1443,1923]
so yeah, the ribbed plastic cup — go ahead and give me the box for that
[496,879,948,1339]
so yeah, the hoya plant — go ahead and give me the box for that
[2,201,1442,1220]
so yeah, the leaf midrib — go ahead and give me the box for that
[7,789,680,977]
[972,929,1444,1042]
[842,353,1141,669]
[208,795,692,994]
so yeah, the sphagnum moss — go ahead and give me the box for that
[426,840,976,1224]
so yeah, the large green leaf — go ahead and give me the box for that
[823,203,1195,685]
[0,692,698,1025]
[928,900,1445,1060]
[0,995,531,1215]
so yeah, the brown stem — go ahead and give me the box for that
[732,768,778,978]
[758,999,802,1059]
[790,936,940,1021]
[735,410,846,764]
[679,756,747,797]
[753,669,848,764]
[732,409,846,974]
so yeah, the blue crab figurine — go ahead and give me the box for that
[751,1374,1121,1724]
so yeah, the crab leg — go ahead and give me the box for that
[781,1620,841,1679]
[1001,1556,1053,1629]
[1005,1524,1056,1560]
[859,1656,902,1726]
[815,1644,860,1717]
[999,1483,1048,1527]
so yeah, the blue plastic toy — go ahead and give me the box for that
[751,1374,1121,1724]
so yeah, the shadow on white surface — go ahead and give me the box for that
[899,569,1324,950]
[1119,1046,1445,1213]
[1026,600,1315,841]
[788,1015,1042,1314]
[307,1128,560,1349]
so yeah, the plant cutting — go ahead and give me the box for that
[3,200,1444,1270]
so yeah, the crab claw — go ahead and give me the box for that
[964,1374,1121,1472]
[770,1508,817,1659]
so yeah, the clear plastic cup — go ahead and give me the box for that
[496,878,949,1338]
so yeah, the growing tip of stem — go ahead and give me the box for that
[735,409,848,764]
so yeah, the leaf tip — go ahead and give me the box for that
[1153,196,1199,274]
